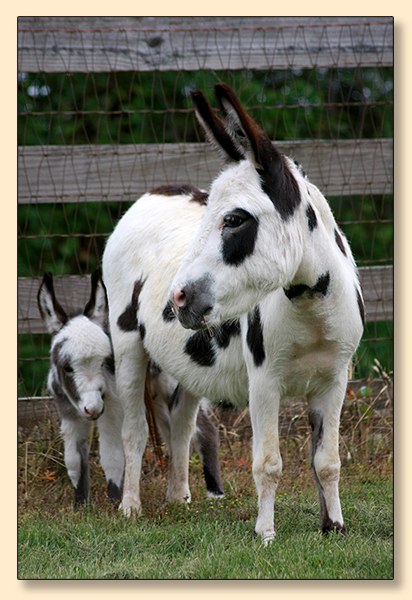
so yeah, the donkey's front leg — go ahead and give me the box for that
[115,343,149,517]
[249,379,282,544]
[307,377,348,536]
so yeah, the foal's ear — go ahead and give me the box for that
[37,272,68,334]
[84,269,109,328]
[191,89,244,164]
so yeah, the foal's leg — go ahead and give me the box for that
[60,416,92,506]
[97,392,125,502]
[167,385,200,503]
[112,326,149,517]
[307,376,348,535]
[249,377,282,544]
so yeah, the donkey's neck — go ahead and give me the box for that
[285,204,337,298]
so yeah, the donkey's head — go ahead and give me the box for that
[38,270,114,420]
[169,84,306,329]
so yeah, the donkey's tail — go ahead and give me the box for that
[144,364,165,469]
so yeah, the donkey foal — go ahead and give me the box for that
[38,270,224,506]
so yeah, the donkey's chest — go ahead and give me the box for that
[280,338,340,397]
[260,295,342,397]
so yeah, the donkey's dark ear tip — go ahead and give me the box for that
[42,271,54,287]
[91,268,103,286]
[91,267,102,277]
[214,82,232,96]
[190,90,205,105]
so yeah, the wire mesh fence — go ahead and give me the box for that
[18,17,393,400]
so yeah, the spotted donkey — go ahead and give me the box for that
[38,270,224,506]
[103,84,364,542]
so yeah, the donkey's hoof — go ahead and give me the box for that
[119,497,142,518]
[260,532,276,546]
[322,520,348,538]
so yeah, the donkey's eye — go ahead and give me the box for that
[223,209,250,229]
[63,365,74,373]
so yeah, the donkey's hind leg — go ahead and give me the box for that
[60,416,92,506]
[192,401,224,498]
[307,376,348,536]
[167,385,200,503]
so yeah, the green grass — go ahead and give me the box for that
[18,458,393,579]
[18,481,392,579]
[18,394,393,580]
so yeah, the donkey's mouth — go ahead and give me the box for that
[83,405,104,420]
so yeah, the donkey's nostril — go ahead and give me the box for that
[174,289,187,308]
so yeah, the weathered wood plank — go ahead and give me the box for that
[18,266,393,335]
[360,265,393,324]
[17,377,392,430]
[18,17,393,73]
[18,139,393,204]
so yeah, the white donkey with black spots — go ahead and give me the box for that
[39,270,224,507]
[103,83,364,543]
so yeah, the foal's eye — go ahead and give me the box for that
[63,364,74,373]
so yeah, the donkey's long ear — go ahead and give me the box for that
[191,90,244,164]
[215,83,301,220]
[37,272,68,334]
[84,269,109,328]
[214,83,280,170]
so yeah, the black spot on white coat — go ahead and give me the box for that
[184,330,216,367]
[257,155,301,221]
[306,204,318,232]
[149,184,208,206]
[212,319,241,349]
[356,287,366,326]
[334,228,347,257]
[284,272,330,301]
[221,210,259,266]
[246,305,266,367]
[117,279,145,332]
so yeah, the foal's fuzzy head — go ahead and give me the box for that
[38,270,114,420]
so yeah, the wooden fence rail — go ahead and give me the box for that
[18,266,393,336]
[18,16,393,73]
[18,139,393,204]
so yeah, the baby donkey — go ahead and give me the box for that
[38,270,224,506]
